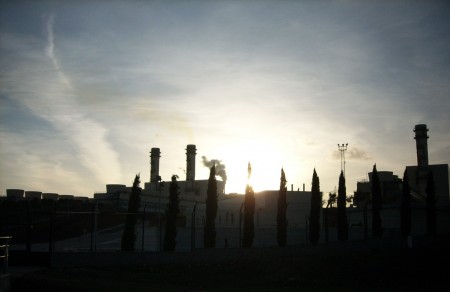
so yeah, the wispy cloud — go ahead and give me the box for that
[0,15,123,192]
[45,14,73,91]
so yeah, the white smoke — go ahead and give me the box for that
[201,156,227,183]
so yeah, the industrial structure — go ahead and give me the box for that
[90,144,313,249]
[2,124,449,251]
[353,124,449,206]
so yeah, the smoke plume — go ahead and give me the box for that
[202,156,227,183]
[332,147,372,161]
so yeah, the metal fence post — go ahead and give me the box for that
[142,205,147,253]
[1,236,11,274]
[239,202,244,248]
[191,202,197,251]
[26,201,31,254]
[49,209,54,266]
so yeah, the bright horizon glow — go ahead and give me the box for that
[1,2,449,197]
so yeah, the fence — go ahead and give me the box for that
[1,199,450,257]
[0,236,11,274]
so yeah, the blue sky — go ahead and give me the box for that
[1,1,449,196]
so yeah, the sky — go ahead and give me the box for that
[1,0,449,197]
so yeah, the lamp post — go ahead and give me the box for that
[142,204,148,253]
[191,201,198,251]
[239,202,244,248]
[156,176,164,252]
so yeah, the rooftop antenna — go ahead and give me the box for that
[337,143,348,177]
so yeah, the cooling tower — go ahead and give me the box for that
[42,193,59,200]
[6,189,24,199]
[25,191,42,200]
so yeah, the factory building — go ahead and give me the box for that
[93,144,313,249]
[353,124,449,206]
[353,171,402,207]
[406,124,450,203]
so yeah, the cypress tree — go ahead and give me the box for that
[426,170,437,236]
[309,169,322,245]
[337,171,348,241]
[277,168,288,247]
[242,183,255,248]
[164,175,180,251]
[400,169,411,238]
[121,174,141,251]
[204,165,217,248]
[372,164,383,237]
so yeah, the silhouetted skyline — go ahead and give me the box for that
[1,1,449,196]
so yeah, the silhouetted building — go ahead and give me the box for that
[353,171,402,207]
[406,164,449,203]
[406,124,449,203]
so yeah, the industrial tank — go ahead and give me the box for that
[25,191,42,200]
[6,189,24,199]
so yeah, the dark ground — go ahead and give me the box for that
[10,236,450,291]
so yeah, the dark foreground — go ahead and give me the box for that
[10,237,450,291]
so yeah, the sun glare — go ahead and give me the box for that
[217,140,284,194]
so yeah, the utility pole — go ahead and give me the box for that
[337,143,348,176]
[156,176,164,252]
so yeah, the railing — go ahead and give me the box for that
[0,236,12,274]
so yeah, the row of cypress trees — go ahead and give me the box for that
[308,164,437,246]
[120,173,182,252]
[121,161,437,251]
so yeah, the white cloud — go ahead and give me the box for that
[0,15,123,192]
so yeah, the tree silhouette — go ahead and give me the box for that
[426,170,437,236]
[337,171,348,241]
[326,192,336,208]
[277,168,288,247]
[164,175,180,251]
[400,169,411,238]
[242,162,255,248]
[242,183,255,248]
[371,164,383,237]
[309,169,321,245]
[204,165,217,248]
[121,174,141,251]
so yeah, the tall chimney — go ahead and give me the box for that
[414,124,429,196]
[150,148,161,183]
[186,144,196,188]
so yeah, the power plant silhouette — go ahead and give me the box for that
[1,124,449,251]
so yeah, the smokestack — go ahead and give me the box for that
[150,148,161,183]
[414,124,429,196]
[186,145,197,188]
[414,124,429,168]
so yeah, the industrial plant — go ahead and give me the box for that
[1,124,449,251]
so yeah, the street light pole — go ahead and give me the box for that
[191,201,197,251]
[157,176,164,252]
[239,202,244,248]
[142,204,147,253]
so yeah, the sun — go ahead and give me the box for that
[217,140,284,194]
